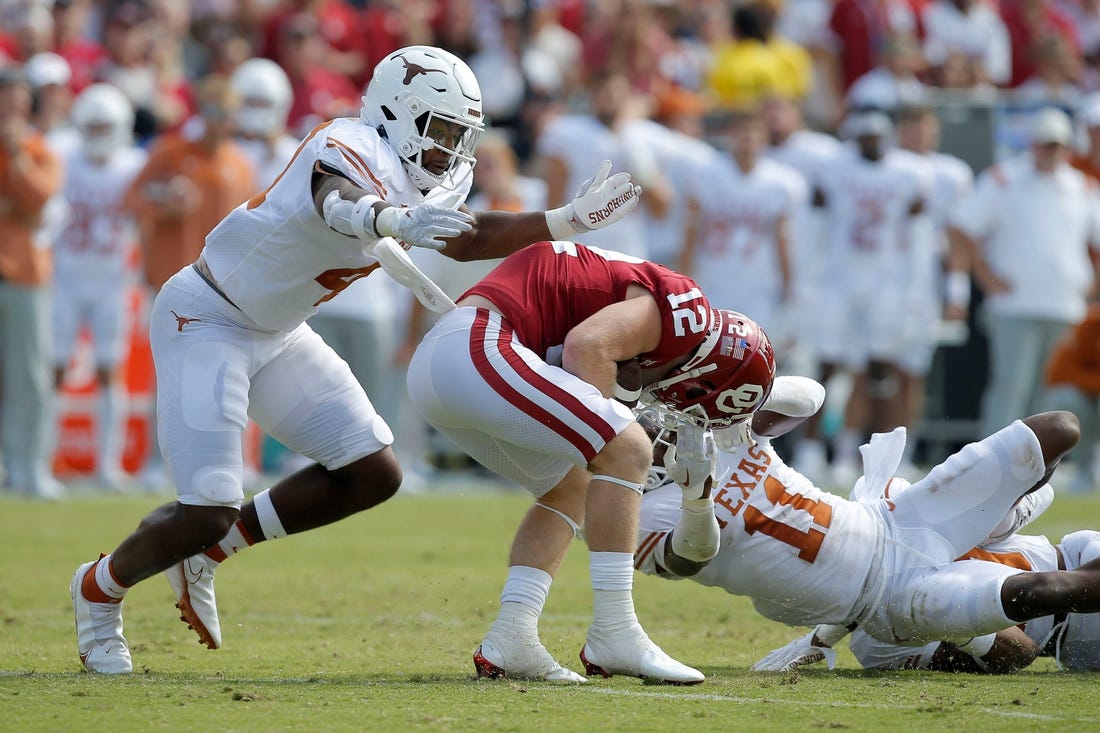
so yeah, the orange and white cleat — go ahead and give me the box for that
[164,553,222,649]
[70,560,132,674]
[580,626,704,685]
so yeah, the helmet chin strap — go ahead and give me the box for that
[646,363,718,393]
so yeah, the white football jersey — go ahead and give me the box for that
[819,148,928,286]
[54,146,147,280]
[203,117,473,332]
[637,440,881,626]
[621,118,717,266]
[687,155,806,328]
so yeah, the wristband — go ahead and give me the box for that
[945,271,971,307]
[545,205,582,240]
[614,382,642,403]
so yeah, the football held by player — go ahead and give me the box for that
[70,46,642,674]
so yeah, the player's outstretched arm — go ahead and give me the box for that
[314,165,472,250]
[438,160,643,262]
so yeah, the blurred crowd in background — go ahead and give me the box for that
[2,0,1100,500]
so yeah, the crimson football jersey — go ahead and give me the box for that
[464,241,710,368]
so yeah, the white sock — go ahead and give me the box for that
[490,566,551,637]
[203,519,256,564]
[93,554,128,601]
[590,551,637,632]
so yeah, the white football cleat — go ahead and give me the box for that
[474,631,587,683]
[580,625,704,685]
[70,560,132,674]
[165,553,222,649]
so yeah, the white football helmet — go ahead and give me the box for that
[71,83,134,160]
[230,58,292,138]
[360,45,484,190]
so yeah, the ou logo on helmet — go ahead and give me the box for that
[715,383,765,416]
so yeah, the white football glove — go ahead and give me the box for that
[374,202,474,251]
[545,160,642,240]
[752,629,838,672]
[667,420,717,502]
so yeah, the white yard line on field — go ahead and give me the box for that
[584,687,1094,723]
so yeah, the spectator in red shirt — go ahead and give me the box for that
[1000,0,1080,87]
[261,0,365,85]
[275,13,359,137]
[828,0,916,91]
[50,0,106,93]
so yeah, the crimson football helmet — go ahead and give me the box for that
[646,309,776,428]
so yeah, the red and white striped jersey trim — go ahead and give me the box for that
[469,308,617,462]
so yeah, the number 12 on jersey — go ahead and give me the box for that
[668,288,707,337]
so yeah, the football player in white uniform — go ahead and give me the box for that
[892,104,974,474]
[52,84,147,489]
[229,57,299,189]
[70,46,643,674]
[638,375,1099,673]
[679,108,807,350]
[847,529,1100,673]
[811,111,932,484]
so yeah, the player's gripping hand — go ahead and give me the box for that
[374,202,474,251]
[752,628,839,672]
[667,420,717,502]
[545,160,642,239]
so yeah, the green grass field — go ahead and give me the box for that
[4,484,1100,732]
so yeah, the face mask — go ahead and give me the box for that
[82,133,116,160]
[236,106,278,137]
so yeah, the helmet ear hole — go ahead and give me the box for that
[381,105,397,121]
[685,386,708,400]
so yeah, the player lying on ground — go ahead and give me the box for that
[70,46,643,674]
[636,374,1094,673]
[408,247,776,684]
[843,526,1100,673]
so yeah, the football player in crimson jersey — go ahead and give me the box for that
[407,241,776,683]
[70,46,643,674]
[639,375,1100,674]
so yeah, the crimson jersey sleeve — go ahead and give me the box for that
[464,241,709,368]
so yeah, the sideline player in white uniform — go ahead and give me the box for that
[892,104,974,473]
[70,46,644,674]
[679,108,806,349]
[409,242,776,683]
[637,375,1092,667]
[848,529,1100,673]
[52,84,147,489]
[229,58,299,190]
[812,111,931,483]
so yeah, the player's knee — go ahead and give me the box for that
[590,423,653,480]
[336,449,402,508]
[170,504,239,547]
[1000,571,1067,621]
[1023,411,1080,466]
